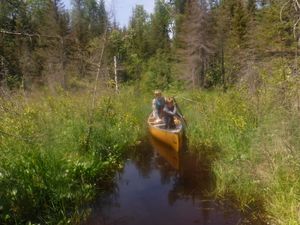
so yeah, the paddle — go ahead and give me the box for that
[173,97,187,127]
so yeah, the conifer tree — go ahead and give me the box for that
[98,0,107,35]
[0,0,35,87]
[72,0,90,45]
[128,5,150,59]
[149,0,171,54]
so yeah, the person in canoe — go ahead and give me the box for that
[152,90,165,122]
[163,97,177,129]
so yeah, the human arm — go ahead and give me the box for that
[163,105,177,116]
[152,99,156,111]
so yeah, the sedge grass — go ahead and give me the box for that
[0,87,149,224]
[178,86,300,224]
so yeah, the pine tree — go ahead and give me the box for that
[98,0,107,35]
[0,0,33,88]
[149,0,171,55]
[71,0,90,45]
[128,5,150,59]
[231,0,248,46]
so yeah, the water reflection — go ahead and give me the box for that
[150,137,216,200]
[83,138,250,225]
[150,137,180,170]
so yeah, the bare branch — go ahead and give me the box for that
[293,17,300,39]
[0,29,62,40]
[294,0,300,9]
[280,0,292,22]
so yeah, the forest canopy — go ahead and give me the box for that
[0,0,299,91]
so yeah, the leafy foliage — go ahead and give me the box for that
[141,51,173,91]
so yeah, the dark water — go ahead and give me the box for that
[84,138,260,225]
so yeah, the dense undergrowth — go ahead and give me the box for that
[0,72,299,225]
[180,69,300,224]
[0,88,149,224]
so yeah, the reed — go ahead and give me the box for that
[180,86,300,224]
[0,88,149,224]
[1,82,299,224]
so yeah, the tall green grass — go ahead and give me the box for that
[1,77,298,224]
[180,81,300,224]
[0,88,149,224]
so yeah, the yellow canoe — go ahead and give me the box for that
[148,114,183,152]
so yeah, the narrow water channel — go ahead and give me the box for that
[84,138,260,225]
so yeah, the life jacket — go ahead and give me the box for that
[164,104,176,129]
[166,104,174,112]
[155,97,165,111]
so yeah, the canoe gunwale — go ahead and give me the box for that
[147,114,184,152]
[150,124,182,134]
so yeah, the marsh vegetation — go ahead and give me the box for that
[1,0,300,224]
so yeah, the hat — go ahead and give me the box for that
[154,90,162,95]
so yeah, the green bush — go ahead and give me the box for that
[141,51,173,91]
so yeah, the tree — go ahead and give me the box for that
[128,5,150,59]
[98,0,107,36]
[149,0,171,55]
[177,0,214,88]
[0,0,30,87]
[71,0,90,45]
[112,5,151,81]
[84,0,107,37]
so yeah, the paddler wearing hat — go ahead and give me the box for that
[152,90,165,121]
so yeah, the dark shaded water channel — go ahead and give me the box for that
[84,138,263,225]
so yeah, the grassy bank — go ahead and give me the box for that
[0,88,149,224]
[1,80,299,224]
[181,82,300,224]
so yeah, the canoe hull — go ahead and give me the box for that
[148,115,183,152]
